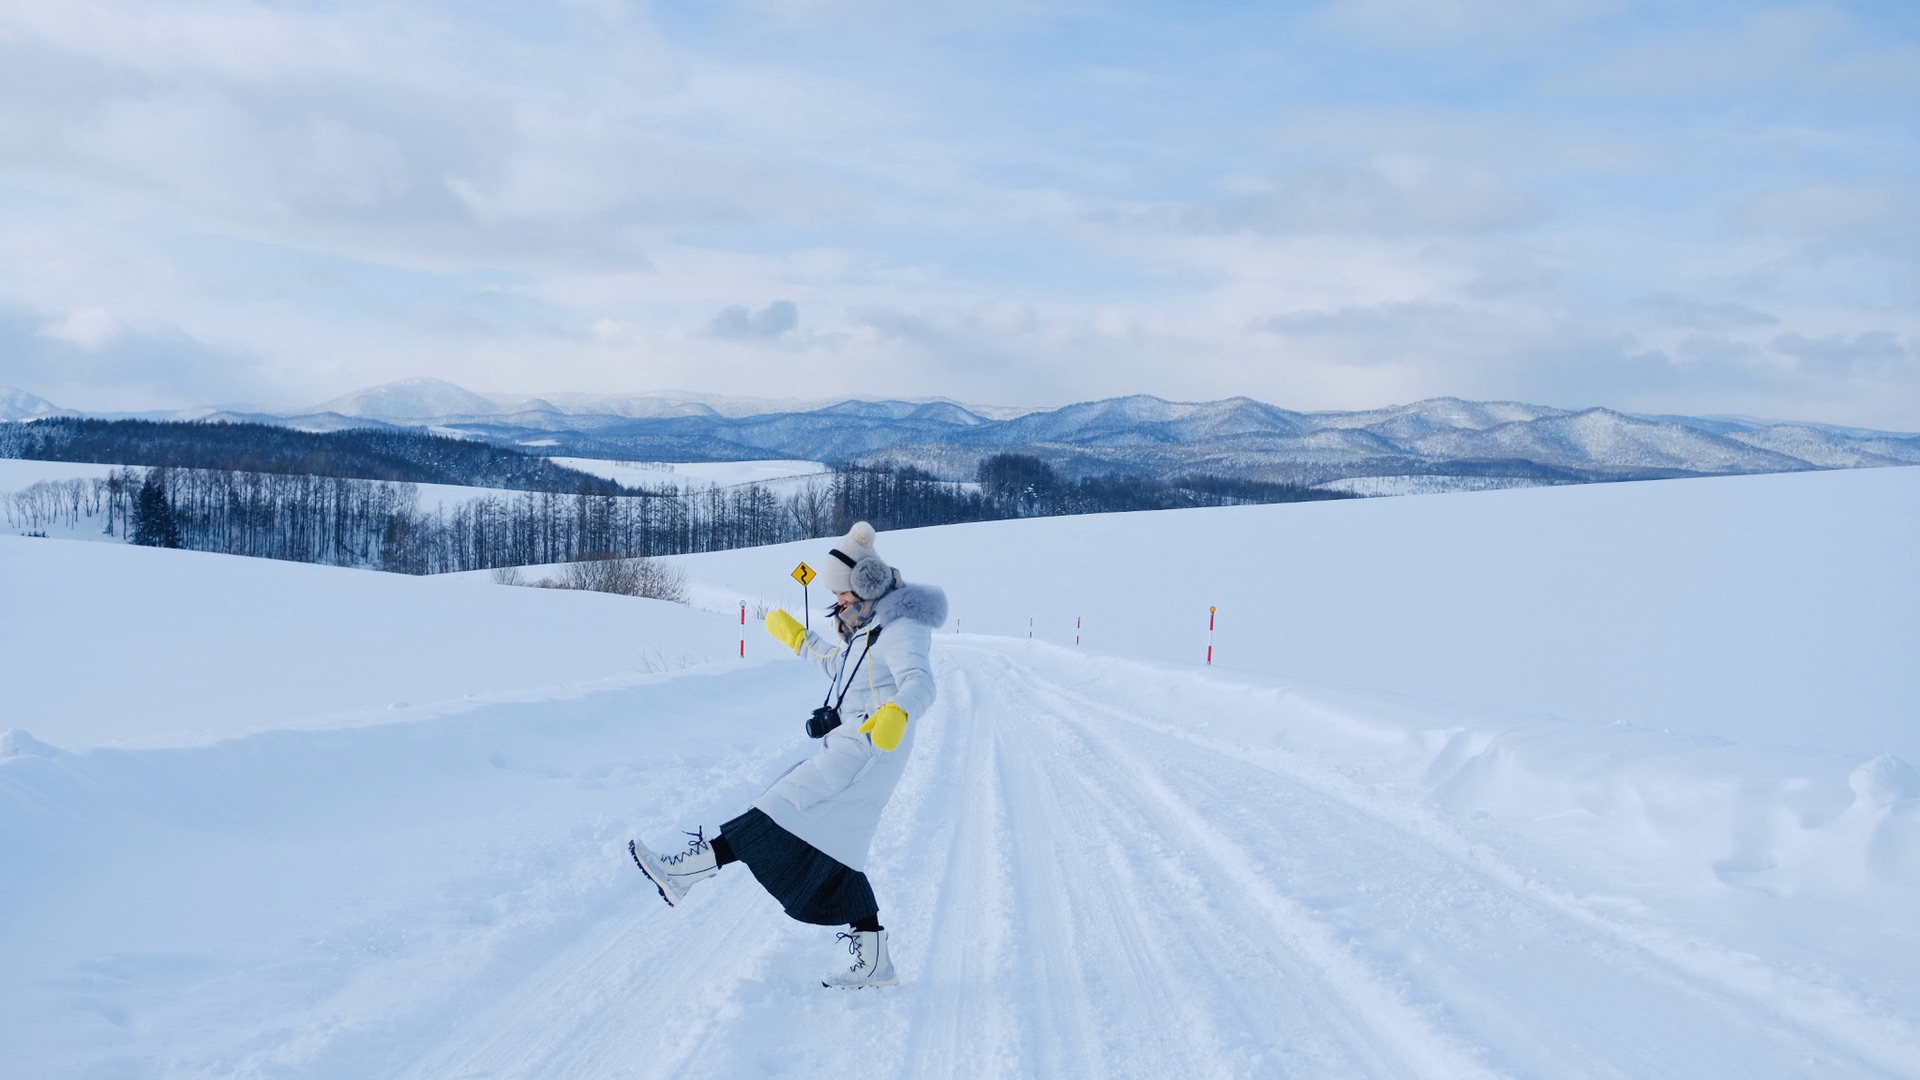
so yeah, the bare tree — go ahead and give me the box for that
[560,555,688,603]
[784,478,835,539]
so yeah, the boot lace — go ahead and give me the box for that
[834,932,868,973]
[661,827,709,868]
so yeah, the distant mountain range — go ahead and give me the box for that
[7,377,1919,489]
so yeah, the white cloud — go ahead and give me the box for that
[1313,0,1621,50]
[37,307,119,349]
[1743,182,1913,240]
[1,304,271,411]
[2,0,376,82]
[1774,331,1913,378]
[1177,157,1538,237]
[707,300,799,340]
[1550,7,1920,102]
[0,0,1914,428]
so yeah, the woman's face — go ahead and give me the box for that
[835,590,860,606]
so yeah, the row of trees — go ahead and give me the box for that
[0,417,626,494]
[5,454,1350,574]
[972,453,1346,517]
[3,466,966,572]
[2,475,107,533]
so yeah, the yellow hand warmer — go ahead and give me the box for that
[764,609,806,653]
[859,702,910,751]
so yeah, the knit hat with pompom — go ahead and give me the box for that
[819,521,892,599]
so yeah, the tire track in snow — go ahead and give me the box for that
[950,644,1500,1079]
[1001,643,1914,1078]
[362,641,1482,1079]
[1131,708,1914,1076]
[979,664,1204,1077]
[653,646,1027,1080]
[895,659,1020,1077]
[687,641,1402,1078]
[394,882,774,1079]
[981,664,1374,1076]
[341,637,1913,1079]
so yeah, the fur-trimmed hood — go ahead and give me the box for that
[873,582,948,631]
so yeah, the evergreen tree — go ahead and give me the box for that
[977,453,1060,516]
[130,471,182,548]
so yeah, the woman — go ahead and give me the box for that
[629,521,948,989]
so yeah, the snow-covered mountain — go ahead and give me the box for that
[308,377,508,422]
[11,379,1920,487]
[857,396,1920,485]
[1396,407,1815,474]
[0,388,64,421]
[1724,425,1920,468]
[297,379,1028,425]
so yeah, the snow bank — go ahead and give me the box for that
[1061,649,1920,900]
[0,536,736,748]
[0,661,825,1077]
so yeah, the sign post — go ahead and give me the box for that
[1207,606,1216,665]
[791,561,816,635]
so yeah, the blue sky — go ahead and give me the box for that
[1,0,1916,426]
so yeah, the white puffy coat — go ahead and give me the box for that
[753,582,948,871]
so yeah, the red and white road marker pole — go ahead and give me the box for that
[1207,605,1216,665]
[739,602,746,659]
[1076,615,1082,647]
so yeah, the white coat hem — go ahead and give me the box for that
[751,791,870,873]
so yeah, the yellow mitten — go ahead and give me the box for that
[764,609,806,653]
[858,702,910,751]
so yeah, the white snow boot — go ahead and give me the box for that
[822,930,897,989]
[629,828,719,906]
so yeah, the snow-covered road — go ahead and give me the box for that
[8,638,1914,1078]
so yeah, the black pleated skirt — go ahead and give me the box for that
[719,808,878,926]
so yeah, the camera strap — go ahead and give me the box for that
[823,626,883,714]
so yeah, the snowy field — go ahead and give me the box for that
[3,468,1918,1077]
[551,457,830,493]
[0,540,736,747]
[671,466,1920,762]
[0,458,123,488]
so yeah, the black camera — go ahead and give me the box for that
[807,705,842,739]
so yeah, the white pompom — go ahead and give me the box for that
[847,521,876,546]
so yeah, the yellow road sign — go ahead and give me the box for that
[792,562,817,586]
